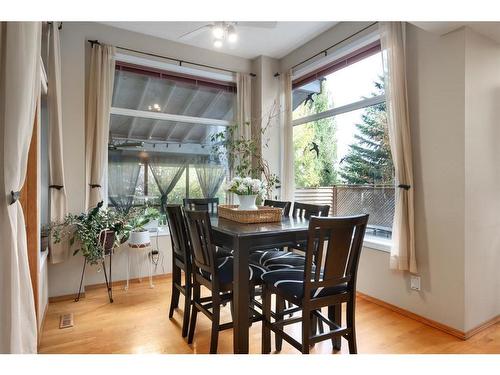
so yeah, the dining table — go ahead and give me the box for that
[209,215,312,354]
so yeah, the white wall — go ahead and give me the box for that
[464,28,500,331]
[49,22,252,297]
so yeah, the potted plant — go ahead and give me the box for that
[50,201,124,265]
[123,207,160,246]
[226,176,266,210]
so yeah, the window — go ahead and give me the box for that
[107,60,235,222]
[292,40,394,242]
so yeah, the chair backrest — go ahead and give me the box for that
[165,205,191,265]
[292,202,330,219]
[183,198,219,215]
[303,215,369,300]
[184,210,217,278]
[264,199,291,217]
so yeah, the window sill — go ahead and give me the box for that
[147,226,170,237]
[363,236,392,253]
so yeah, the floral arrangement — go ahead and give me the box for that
[226,176,266,196]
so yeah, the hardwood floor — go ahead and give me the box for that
[39,275,500,354]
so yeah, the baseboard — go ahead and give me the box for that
[464,315,500,339]
[356,292,466,339]
[49,292,85,303]
[85,273,172,291]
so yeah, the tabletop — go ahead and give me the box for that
[210,216,311,237]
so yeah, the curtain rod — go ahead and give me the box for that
[291,21,379,71]
[87,40,256,77]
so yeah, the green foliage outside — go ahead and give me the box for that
[293,80,337,188]
[339,78,394,185]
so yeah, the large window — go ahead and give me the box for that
[107,60,235,222]
[292,41,394,242]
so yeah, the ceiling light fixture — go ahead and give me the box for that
[227,24,237,43]
[212,23,225,39]
[210,22,238,49]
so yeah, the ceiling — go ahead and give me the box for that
[101,21,337,59]
[411,22,500,44]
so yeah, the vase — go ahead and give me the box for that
[237,194,258,210]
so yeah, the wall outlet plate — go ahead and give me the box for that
[410,275,421,291]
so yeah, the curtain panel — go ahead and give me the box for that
[47,22,69,264]
[85,43,116,209]
[380,22,417,273]
[195,164,225,198]
[279,70,294,201]
[149,156,187,213]
[108,153,141,214]
[232,73,252,180]
[0,22,41,354]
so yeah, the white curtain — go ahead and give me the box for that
[0,22,41,353]
[380,22,417,273]
[231,73,252,181]
[195,164,226,198]
[85,43,116,209]
[279,70,294,201]
[47,22,69,264]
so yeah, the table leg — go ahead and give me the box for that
[232,236,250,354]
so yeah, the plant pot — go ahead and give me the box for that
[99,230,116,255]
[237,194,258,210]
[128,230,151,246]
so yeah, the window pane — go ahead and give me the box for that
[112,69,235,121]
[292,52,384,121]
[293,100,394,239]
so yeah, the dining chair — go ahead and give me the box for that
[249,202,331,270]
[263,199,292,217]
[261,214,369,354]
[165,205,193,338]
[183,197,219,214]
[184,210,266,354]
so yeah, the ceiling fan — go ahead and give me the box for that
[178,21,278,48]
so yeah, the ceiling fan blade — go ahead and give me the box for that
[178,24,212,40]
[236,21,278,29]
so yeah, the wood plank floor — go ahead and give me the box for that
[39,276,500,354]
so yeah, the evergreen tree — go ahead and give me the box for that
[294,80,337,188]
[339,79,394,185]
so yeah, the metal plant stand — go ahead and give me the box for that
[74,229,115,303]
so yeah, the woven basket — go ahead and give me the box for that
[218,205,282,224]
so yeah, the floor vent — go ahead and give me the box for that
[59,313,74,329]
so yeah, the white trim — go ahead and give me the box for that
[292,26,380,81]
[110,107,231,127]
[115,52,236,84]
[292,95,386,127]
[40,56,48,95]
[363,236,391,253]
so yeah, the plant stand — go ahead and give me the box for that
[74,250,114,303]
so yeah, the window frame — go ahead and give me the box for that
[291,37,393,251]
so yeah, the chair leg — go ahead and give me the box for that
[328,305,342,351]
[188,283,200,344]
[181,279,191,338]
[210,293,221,354]
[169,265,181,319]
[275,295,285,351]
[261,285,271,354]
[346,300,357,354]
[301,308,311,354]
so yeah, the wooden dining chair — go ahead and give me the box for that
[165,205,193,338]
[184,210,266,354]
[261,214,369,354]
[183,197,219,215]
[263,199,291,217]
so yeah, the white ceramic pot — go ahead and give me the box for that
[128,230,151,246]
[237,194,258,210]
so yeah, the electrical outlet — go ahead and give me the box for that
[410,275,421,291]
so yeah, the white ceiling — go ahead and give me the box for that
[100,21,337,59]
[411,22,500,44]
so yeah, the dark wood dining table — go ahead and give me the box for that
[210,215,311,354]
